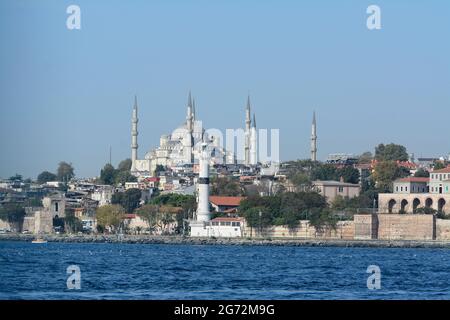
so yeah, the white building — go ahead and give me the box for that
[190,217,243,238]
[90,185,114,206]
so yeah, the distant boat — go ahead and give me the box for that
[32,237,48,244]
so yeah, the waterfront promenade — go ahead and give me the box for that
[2,234,450,248]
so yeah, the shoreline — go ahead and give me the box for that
[1,234,450,248]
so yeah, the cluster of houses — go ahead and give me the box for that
[2,153,449,238]
[379,166,450,214]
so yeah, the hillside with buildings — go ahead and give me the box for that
[1,95,450,242]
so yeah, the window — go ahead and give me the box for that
[405,187,408,192]
[338,187,344,192]
[55,202,59,212]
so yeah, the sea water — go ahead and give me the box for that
[0,241,449,300]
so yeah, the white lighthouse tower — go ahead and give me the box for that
[196,141,211,222]
[189,140,212,236]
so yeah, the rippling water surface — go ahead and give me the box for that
[0,241,449,300]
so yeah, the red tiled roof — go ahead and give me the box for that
[397,177,429,183]
[433,166,450,174]
[211,217,243,222]
[209,196,245,207]
[396,161,418,169]
[145,177,160,182]
[123,214,136,219]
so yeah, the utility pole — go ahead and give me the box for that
[373,197,377,214]
[259,210,262,237]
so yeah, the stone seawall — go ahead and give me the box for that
[2,234,450,248]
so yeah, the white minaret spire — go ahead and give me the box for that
[196,139,211,222]
[311,111,317,162]
[131,95,139,171]
[184,91,194,164]
[192,97,196,122]
[244,95,251,165]
[250,113,257,165]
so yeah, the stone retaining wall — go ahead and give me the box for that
[437,219,450,240]
[377,214,435,240]
[245,220,354,240]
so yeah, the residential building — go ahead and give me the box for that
[312,180,360,203]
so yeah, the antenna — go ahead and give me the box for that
[109,146,112,165]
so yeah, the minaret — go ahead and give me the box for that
[192,97,196,122]
[196,140,210,222]
[244,96,251,165]
[184,92,194,164]
[131,95,139,171]
[250,113,257,165]
[311,111,317,162]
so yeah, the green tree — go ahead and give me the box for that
[64,208,83,233]
[311,164,337,181]
[375,143,409,162]
[57,161,75,182]
[96,204,125,233]
[37,171,57,184]
[0,203,26,231]
[210,176,244,196]
[358,152,373,164]
[117,158,132,172]
[100,163,116,185]
[414,168,430,178]
[114,170,137,184]
[331,195,347,211]
[9,174,22,181]
[24,197,43,207]
[290,172,311,188]
[242,206,271,236]
[112,188,142,213]
[309,208,338,232]
[433,161,446,171]
[335,166,360,184]
[372,161,409,192]
[135,204,160,230]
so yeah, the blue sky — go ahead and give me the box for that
[0,0,449,179]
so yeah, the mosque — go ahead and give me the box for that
[130,92,259,177]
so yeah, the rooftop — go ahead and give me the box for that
[396,177,430,183]
[211,217,243,222]
[432,166,450,174]
[209,196,245,207]
[313,180,360,187]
